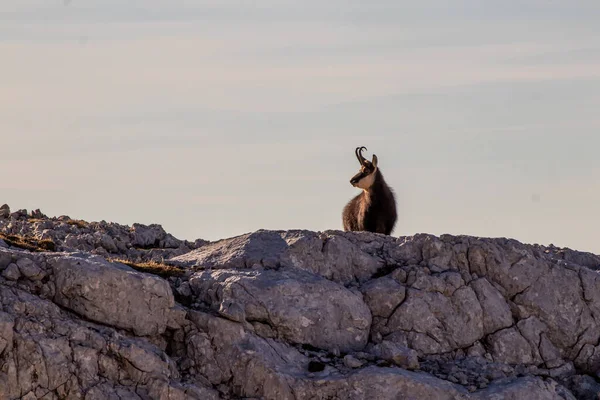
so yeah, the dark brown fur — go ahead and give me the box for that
[342,150,397,235]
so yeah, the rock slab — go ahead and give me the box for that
[51,254,175,336]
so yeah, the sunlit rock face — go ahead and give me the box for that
[2,205,600,399]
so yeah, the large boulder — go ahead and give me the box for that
[0,204,9,219]
[383,271,485,354]
[170,230,385,284]
[130,223,168,248]
[51,254,175,336]
[0,284,218,399]
[185,310,470,400]
[189,267,372,352]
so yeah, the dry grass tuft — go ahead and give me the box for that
[110,258,185,278]
[65,219,89,229]
[0,233,56,252]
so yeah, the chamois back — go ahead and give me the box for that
[342,147,397,235]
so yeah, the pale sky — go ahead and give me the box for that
[1,1,599,253]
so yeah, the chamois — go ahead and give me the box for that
[342,146,397,235]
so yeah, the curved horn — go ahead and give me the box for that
[355,146,368,165]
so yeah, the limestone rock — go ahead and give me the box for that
[171,229,384,284]
[51,254,175,336]
[30,209,46,219]
[0,210,199,263]
[564,375,600,400]
[344,354,364,368]
[130,223,167,248]
[470,278,513,335]
[0,204,9,219]
[0,284,217,399]
[369,340,420,369]
[189,267,371,352]
[385,283,484,354]
[2,208,600,399]
[361,276,406,318]
[296,367,472,400]
[16,257,45,280]
[472,376,576,400]
[2,263,21,281]
[488,327,535,365]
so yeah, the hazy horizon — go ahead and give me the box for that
[1,1,599,253]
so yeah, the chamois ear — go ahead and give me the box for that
[372,154,378,169]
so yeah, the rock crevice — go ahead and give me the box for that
[2,207,600,399]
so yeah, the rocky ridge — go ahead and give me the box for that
[0,205,206,262]
[1,204,600,399]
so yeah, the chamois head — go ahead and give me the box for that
[350,146,378,190]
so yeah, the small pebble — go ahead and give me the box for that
[2,263,21,281]
[343,355,364,369]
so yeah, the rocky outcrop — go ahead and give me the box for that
[0,204,10,219]
[51,254,175,336]
[189,268,371,352]
[0,248,219,400]
[0,207,206,262]
[1,205,600,399]
[172,230,600,399]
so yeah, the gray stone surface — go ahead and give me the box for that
[51,254,175,336]
[1,206,600,399]
[295,366,473,400]
[2,263,21,281]
[0,204,9,219]
[16,257,45,280]
[472,376,577,400]
[344,354,364,368]
[369,340,420,369]
[385,278,484,354]
[564,375,600,400]
[0,206,203,263]
[184,310,471,400]
[0,284,219,399]
[171,229,385,284]
[360,277,406,318]
[470,278,513,335]
[488,327,535,365]
[188,267,371,352]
